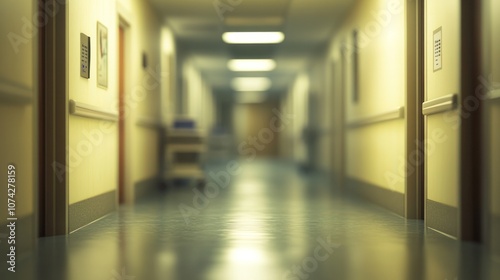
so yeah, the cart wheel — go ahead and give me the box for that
[197,179,206,187]
[159,180,169,191]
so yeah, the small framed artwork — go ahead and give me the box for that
[352,29,359,103]
[97,22,108,88]
[142,52,148,69]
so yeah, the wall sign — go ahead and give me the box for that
[352,29,359,103]
[80,33,90,79]
[97,22,108,88]
[433,27,442,71]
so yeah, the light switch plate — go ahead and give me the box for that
[80,33,90,79]
[433,27,442,72]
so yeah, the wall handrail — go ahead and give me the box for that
[422,94,458,116]
[0,79,32,104]
[348,107,405,128]
[489,89,500,101]
[69,99,118,122]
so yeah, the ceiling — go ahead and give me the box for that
[147,0,356,98]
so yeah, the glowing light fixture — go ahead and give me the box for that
[232,77,271,92]
[222,32,285,44]
[237,92,267,104]
[228,59,276,72]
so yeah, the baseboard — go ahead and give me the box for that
[0,214,35,259]
[346,177,405,217]
[426,199,458,238]
[489,214,500,258]
[135,177,160,200]
[69,191,116,233]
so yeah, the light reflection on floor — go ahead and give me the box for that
[3,160,500,279]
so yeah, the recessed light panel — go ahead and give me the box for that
[228,59,276,72]
[232,77,271,92]
[222,32,285,44]
[237,92,268,104]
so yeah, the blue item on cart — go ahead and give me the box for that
[173,119,195,129]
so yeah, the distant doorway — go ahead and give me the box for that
[118,22,127,204]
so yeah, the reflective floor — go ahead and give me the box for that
[5,161,500,280]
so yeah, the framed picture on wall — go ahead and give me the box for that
[97,22,108,88]
[352,29,359,103]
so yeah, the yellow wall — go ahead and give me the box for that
[330,60,344,179]
[424,0,460,207]
[122,0,164,186]
[425,114,459,207]
[0,0,35,220]
[282,73,309,162]
[346,121,405,192]
[0,0,37,255]
[488,0,500,216]
[491,0,500,84]
[489,106,500,216]
[284,59,335,171]
[67,0,119,204]
[200,80,216,132]
[233,102,281,157]
[0,1,34,88]
[68,118,118,204]
[0,105,34,218]
[161,27,177,126]
[327,0,406,193]
[182,61,216,131]
[67,0,167,204]
[310,60,332,171]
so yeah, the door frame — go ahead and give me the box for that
[38,0,46,237]
[458,0,482,242]
[338,42,349,189]
[118,22,126,204]
[405,0,425,220]
[329,58,345,188]
[117,14,132,204]
[480,0,494,251]
[40,0,68,236]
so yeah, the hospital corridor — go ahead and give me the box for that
[1,0,500,279]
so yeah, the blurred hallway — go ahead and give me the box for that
[1,0,500,279]
[4,161,500,280]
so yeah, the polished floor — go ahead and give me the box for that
[5,161,500,280]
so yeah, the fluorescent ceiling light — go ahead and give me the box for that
[222,32,285,44]
[232,77,271,92]
[237,92,267,104]
[228,59,276,72]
